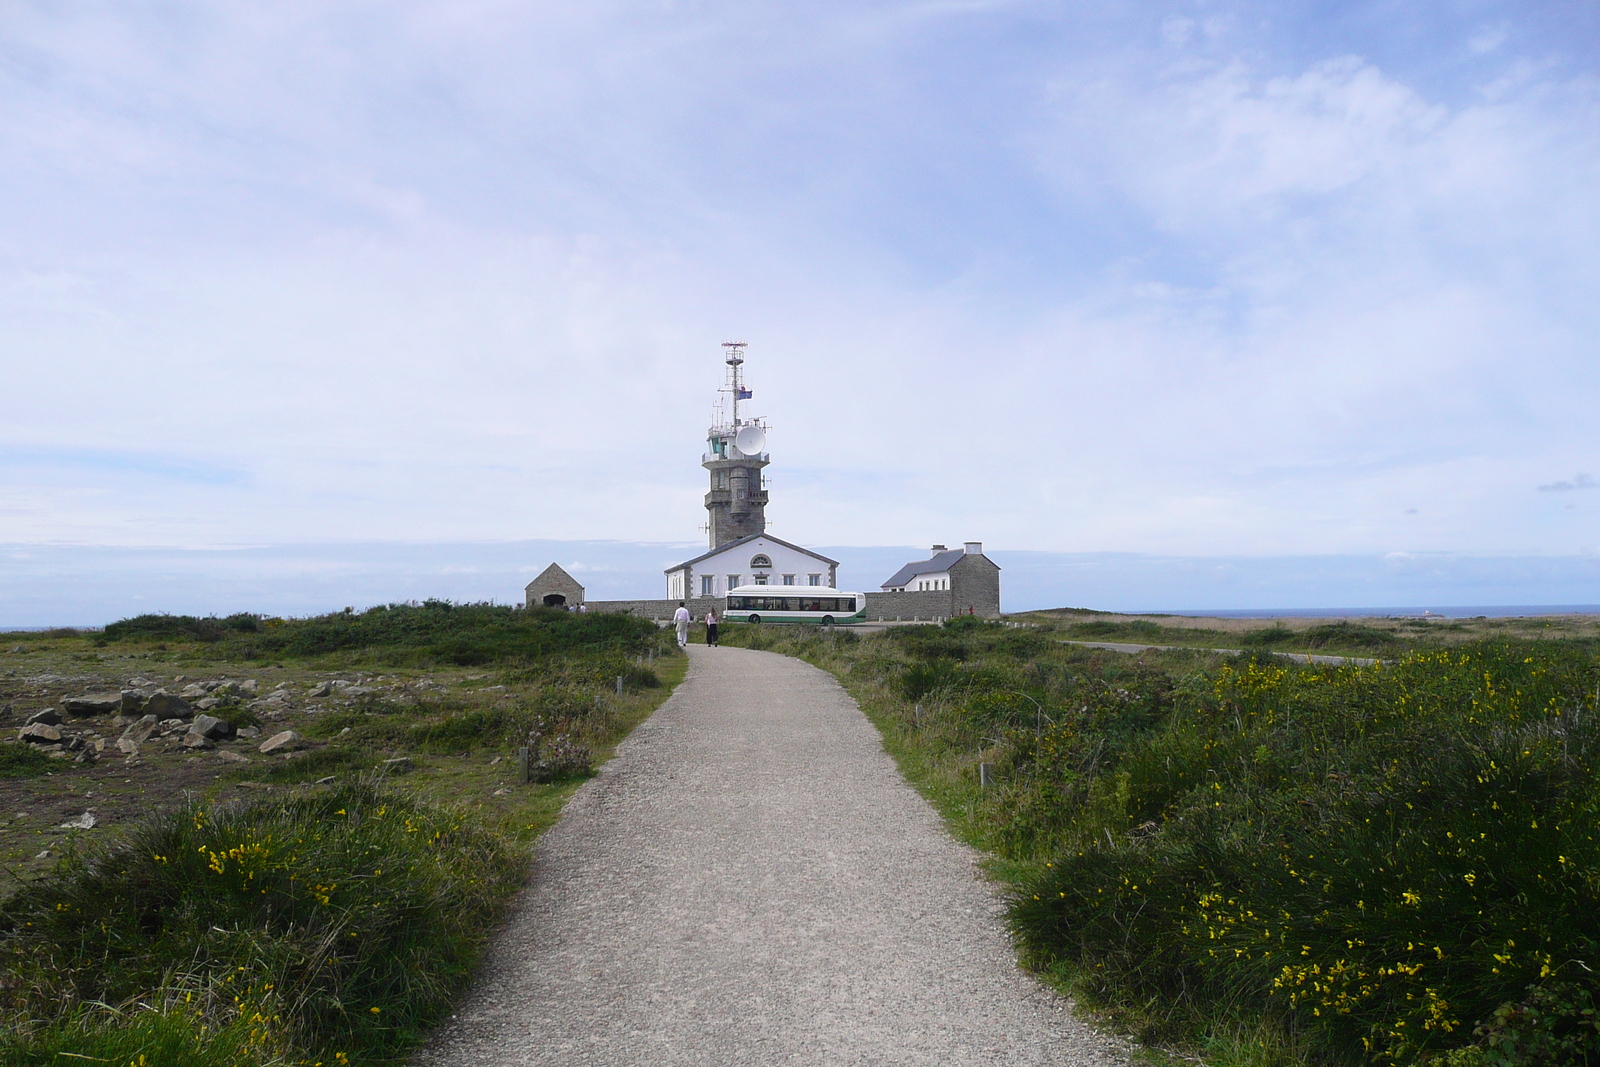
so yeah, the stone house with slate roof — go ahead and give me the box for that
[863,542,1001,619]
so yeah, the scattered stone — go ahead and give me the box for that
[92,737,107,752]
[489,755,503,765]
[237,726,260,739]
[120,689,148,714]
[315,775,336,785]
[181,733,214,750]
[380,756,414,775]
[120,714,158,744]
[308,681,333,697]
[25,708,63,727]
[178,683,209,699]
[57,812,96,830]
[63,694,121,716]
[191,714,233,741]
[157,718,188,734]
[194,697,221,711]
[18,723,62,744]
[215,750,251,763]
[259,730,301,755]
[235,781,270,790]
[35,850,50,860]
[143,690,193,720]
[73,749,97,764]
[492,788,510,796]
[240,679,259,695]
[343,686,379,698]
[117,738,140,757]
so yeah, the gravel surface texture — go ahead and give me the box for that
[414,646,1131,1066]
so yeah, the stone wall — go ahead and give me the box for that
[585,598,720,621]
[948,554,1002,618]
[862,590,957,621]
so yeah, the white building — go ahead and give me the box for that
[881,545,962,592]
[665,533,839,600]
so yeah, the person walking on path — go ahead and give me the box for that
[704,609,718,646]
[672,601,691,649]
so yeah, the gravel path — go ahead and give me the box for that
[414,646,1129,1066]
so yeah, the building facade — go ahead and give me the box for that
[524,563,585,609]
[665,533,840,600]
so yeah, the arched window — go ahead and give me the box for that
[749,554,772,568]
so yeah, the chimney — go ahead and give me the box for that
[963,541,982,555]
[930,544,947,557]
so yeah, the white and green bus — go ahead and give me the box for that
[724,586,867,625]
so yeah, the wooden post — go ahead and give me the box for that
[517,746,530,784]
[979,762,993,788]
[616,675,624,696]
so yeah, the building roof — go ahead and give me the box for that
[524,562,583,593]
[664,532,840,574]
[880,549,967,590]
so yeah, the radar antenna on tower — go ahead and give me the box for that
[703,341,770,549]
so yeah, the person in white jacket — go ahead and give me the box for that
[672,602,691,648]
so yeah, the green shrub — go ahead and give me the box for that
[100,601,665,668]
[0,743,53,779]
[0,782,519,1064]
[1011,645,1600,1064]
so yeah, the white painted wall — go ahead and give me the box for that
[666,535,837,597]
[887,570,950,592]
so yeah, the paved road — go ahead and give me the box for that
[1060,639,1380,666]
[415,646,1128,1067]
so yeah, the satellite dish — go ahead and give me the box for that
[734,425,766,455]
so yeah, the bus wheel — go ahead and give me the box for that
[748,614,761,624]
[821,616,834,625]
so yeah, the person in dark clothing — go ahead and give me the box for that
[704,609,719,646]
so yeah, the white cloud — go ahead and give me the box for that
[1,0,1596,577]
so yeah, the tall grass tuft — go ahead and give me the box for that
[0,781,520,1065]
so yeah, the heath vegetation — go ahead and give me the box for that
[0,603,683,1066]
[720,617,1599,1067]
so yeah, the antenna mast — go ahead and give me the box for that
[721,341,747,427]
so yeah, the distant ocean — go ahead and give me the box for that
[1161,606,1600,620]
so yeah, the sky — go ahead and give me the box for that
[3,1,1599,622]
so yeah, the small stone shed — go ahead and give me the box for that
[524,563,585,609]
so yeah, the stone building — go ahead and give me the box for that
[524,563,585,609]
[864,542,1001,619]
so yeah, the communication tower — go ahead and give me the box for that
[702,341,770,549]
